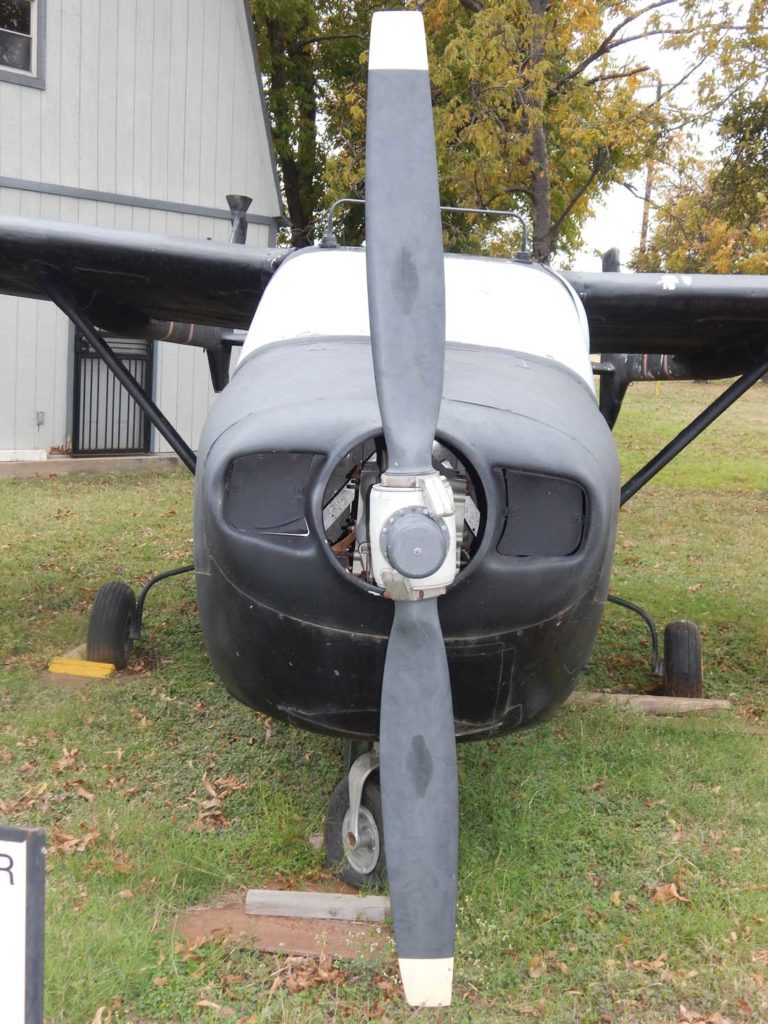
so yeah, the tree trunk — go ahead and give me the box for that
[530,120,553,262]
[525,0,553,263]
[265,16,319,248]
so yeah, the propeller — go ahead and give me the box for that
[365,11,458,1007]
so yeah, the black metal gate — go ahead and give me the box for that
[72,333,153,455]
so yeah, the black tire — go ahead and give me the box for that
[663,619,703,698]
[324,776,387,888]
[86,582,136,669]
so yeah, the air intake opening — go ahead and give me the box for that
[497,469,587,557]
[321,436,484,584]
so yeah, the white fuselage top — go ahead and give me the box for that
[240,248,595,392]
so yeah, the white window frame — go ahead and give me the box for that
[0,0,45,90]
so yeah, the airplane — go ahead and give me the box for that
[1,9,767,1008]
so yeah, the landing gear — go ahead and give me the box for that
[607,595,704,697]
[325,749,386,888]
[86,581,136,668]
[663,619,703,698]
[86,565,194,668]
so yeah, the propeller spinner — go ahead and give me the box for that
[365,10,459,1008]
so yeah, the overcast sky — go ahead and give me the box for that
[567,2,730,272]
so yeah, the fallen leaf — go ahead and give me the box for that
[195,1000,234,1017]
[611,890,622,907]
[118,889,134,900]
[752,950,768,965]
[632,953,668,973]
[528,955,547,979]
[268,955,346,995]
[53,747,79,772]
[651,882,689,904]
[52,825,99,854]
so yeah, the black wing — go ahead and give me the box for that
[563,270,768,360]
[0,215,287,334]
[563,270,768,428]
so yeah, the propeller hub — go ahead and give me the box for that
[382,507,449,580]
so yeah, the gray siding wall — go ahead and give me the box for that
[0,0,281,456]
[0,0,280,216]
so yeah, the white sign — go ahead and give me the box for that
[0,835,28,1024]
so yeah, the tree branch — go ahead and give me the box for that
[549,153,607,238]
[584,64,650,87]
[552,0,677,93]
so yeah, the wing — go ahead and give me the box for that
[563,270,768,359]
[0,215,287,334]
[563,269,768,428]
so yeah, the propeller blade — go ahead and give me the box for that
[366,10,446,476]
[379,598,458,1007]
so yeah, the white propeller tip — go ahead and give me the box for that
[399,957,454,1007]
[369,11,428,72]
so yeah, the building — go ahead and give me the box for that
[0,0,282,460]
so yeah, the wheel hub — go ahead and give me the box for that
[341,805,380,876]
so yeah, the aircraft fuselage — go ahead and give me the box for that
[194,249,620,740]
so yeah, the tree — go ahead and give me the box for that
[633,85,768,271]
[250,0,377,246]
[254,1,757,261]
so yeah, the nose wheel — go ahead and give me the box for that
[663,619,703,698]
[324,751,387,888]
[86,581,136,669]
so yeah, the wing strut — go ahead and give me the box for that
[620,356,768,505]
[39,276,197,474]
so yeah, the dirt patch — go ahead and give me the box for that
[174,893,391,959]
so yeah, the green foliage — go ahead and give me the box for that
[250,0,381,245]
[632,0,768,273]
[254,0,758,262]
[635,95,768,273]
[324,0,673,260]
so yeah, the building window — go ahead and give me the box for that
[0,0,44,88]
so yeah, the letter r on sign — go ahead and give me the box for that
[0,852,13,885]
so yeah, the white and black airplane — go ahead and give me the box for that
[1,11,767,1007]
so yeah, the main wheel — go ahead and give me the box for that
[324,776,386,888]
[663,619,703,698]
[86,582,136,669]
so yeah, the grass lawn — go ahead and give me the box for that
[0,381,766,1024]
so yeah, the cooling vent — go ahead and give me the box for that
[497,470,587,557]
[225,452,317,535]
